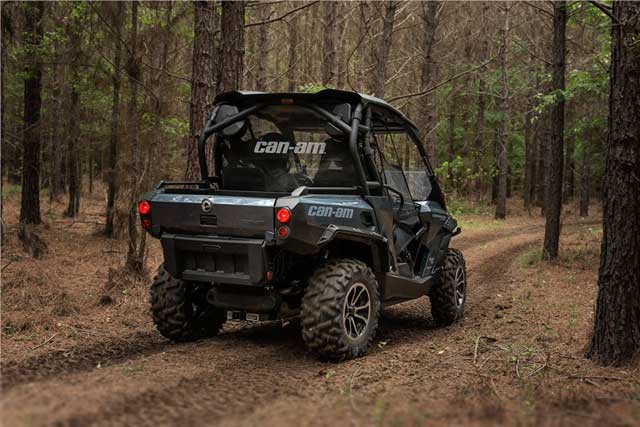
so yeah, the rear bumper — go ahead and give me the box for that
[161,234,269,286]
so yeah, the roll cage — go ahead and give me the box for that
[196,90,447,209]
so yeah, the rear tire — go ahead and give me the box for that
[429,248,467,326]
[150,265,225,342]
[301,259,380,361]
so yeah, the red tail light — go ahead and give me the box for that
[138,200,150,216]
[277,207,291,223]
[141,218,151,229]
[277,226,290,239]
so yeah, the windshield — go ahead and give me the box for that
[214,104,358,193]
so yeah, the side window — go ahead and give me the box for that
[372,130,432,202]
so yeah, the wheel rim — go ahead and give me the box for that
[342,282,371,340]
[454,266,465,306]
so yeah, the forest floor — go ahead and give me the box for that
[1,184,639,427]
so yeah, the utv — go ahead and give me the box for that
[139,90,466,360]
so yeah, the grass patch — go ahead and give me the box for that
[519,248,543,268]
[2,183,21,196]
[560,246,599,264]
[457,218,505,232]
[447,198,494,217]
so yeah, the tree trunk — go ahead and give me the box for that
[105,1,124,237]
[419,1,440,165]
[588,0,640,366]
[473,2,488,201]
[579,144,589,217]
[372,1,396,98]
[523,109,534,210]
[447,109,455,186]
[64,13,81,218]
[255,4,269,91]
[19,1,45,225]
[321,1,336,86]
[535,110,547,211]
[218,1,245,93]
[125,2,145,274]
[491,127,499,205]
[542,1,566,259]
[286,17,298,92]
[495,4,510,220]
[186,1,216,181]
[565,123,575,201]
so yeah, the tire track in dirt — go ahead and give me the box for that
[1,331,167,390]
[43,229,547,427]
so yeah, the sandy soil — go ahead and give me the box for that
[1,187,638,427]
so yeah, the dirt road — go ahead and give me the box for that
[2,220,637,427]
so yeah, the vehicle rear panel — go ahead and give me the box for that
[149,192,276,238]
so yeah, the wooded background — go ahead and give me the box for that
[1,1,638,365]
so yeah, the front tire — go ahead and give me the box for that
[429,248,467,326]
[150,265,225,342]
[301,259,381,361]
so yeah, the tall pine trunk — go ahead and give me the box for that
[472,2,488,201]
[419,1,440,165]
[372,1,396,98]
[286,17,298,92]
[579,143,589,217]
[255,4,269,91]
[125,2,145,273]
[186,1,216,181]
[321,1,336,86]
[105,1,124,237]
[20,1,45,225]
[542,1,566,259]
[587,1,640,365]
[64,14,82,218]
[495,4,510,220]
[218,1,245,93]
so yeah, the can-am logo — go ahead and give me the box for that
[254,141,326,155]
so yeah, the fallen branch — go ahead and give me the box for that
[31,333,58,351]
[568,375,626,381]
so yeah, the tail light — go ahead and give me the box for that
[138,200,151,216]
[277,226,290,239]
[277,207,291,223]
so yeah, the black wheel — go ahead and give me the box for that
[429,248,467,326]
[301,259,381,361]
[150,265,225,342]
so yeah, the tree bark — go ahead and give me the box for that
[472,2,488,201]
[64,10,82,218]
[255,4,269,91]
[372,1,396,98]
[19,1,45,225]
[565,119,575,200]
[587,0,640,366]
[579,142,589,217]
[419,1,440,165]
[495,4,510,220]
[125,1,145,273]
[286,16,298,92]
[523,108,534,210]
[321,1,336,86]
[542,1,566,259]
[105,1,124,237]
[218,1,245,94]
[186,1,216,181]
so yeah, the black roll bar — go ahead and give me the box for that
[349,103,370,196]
